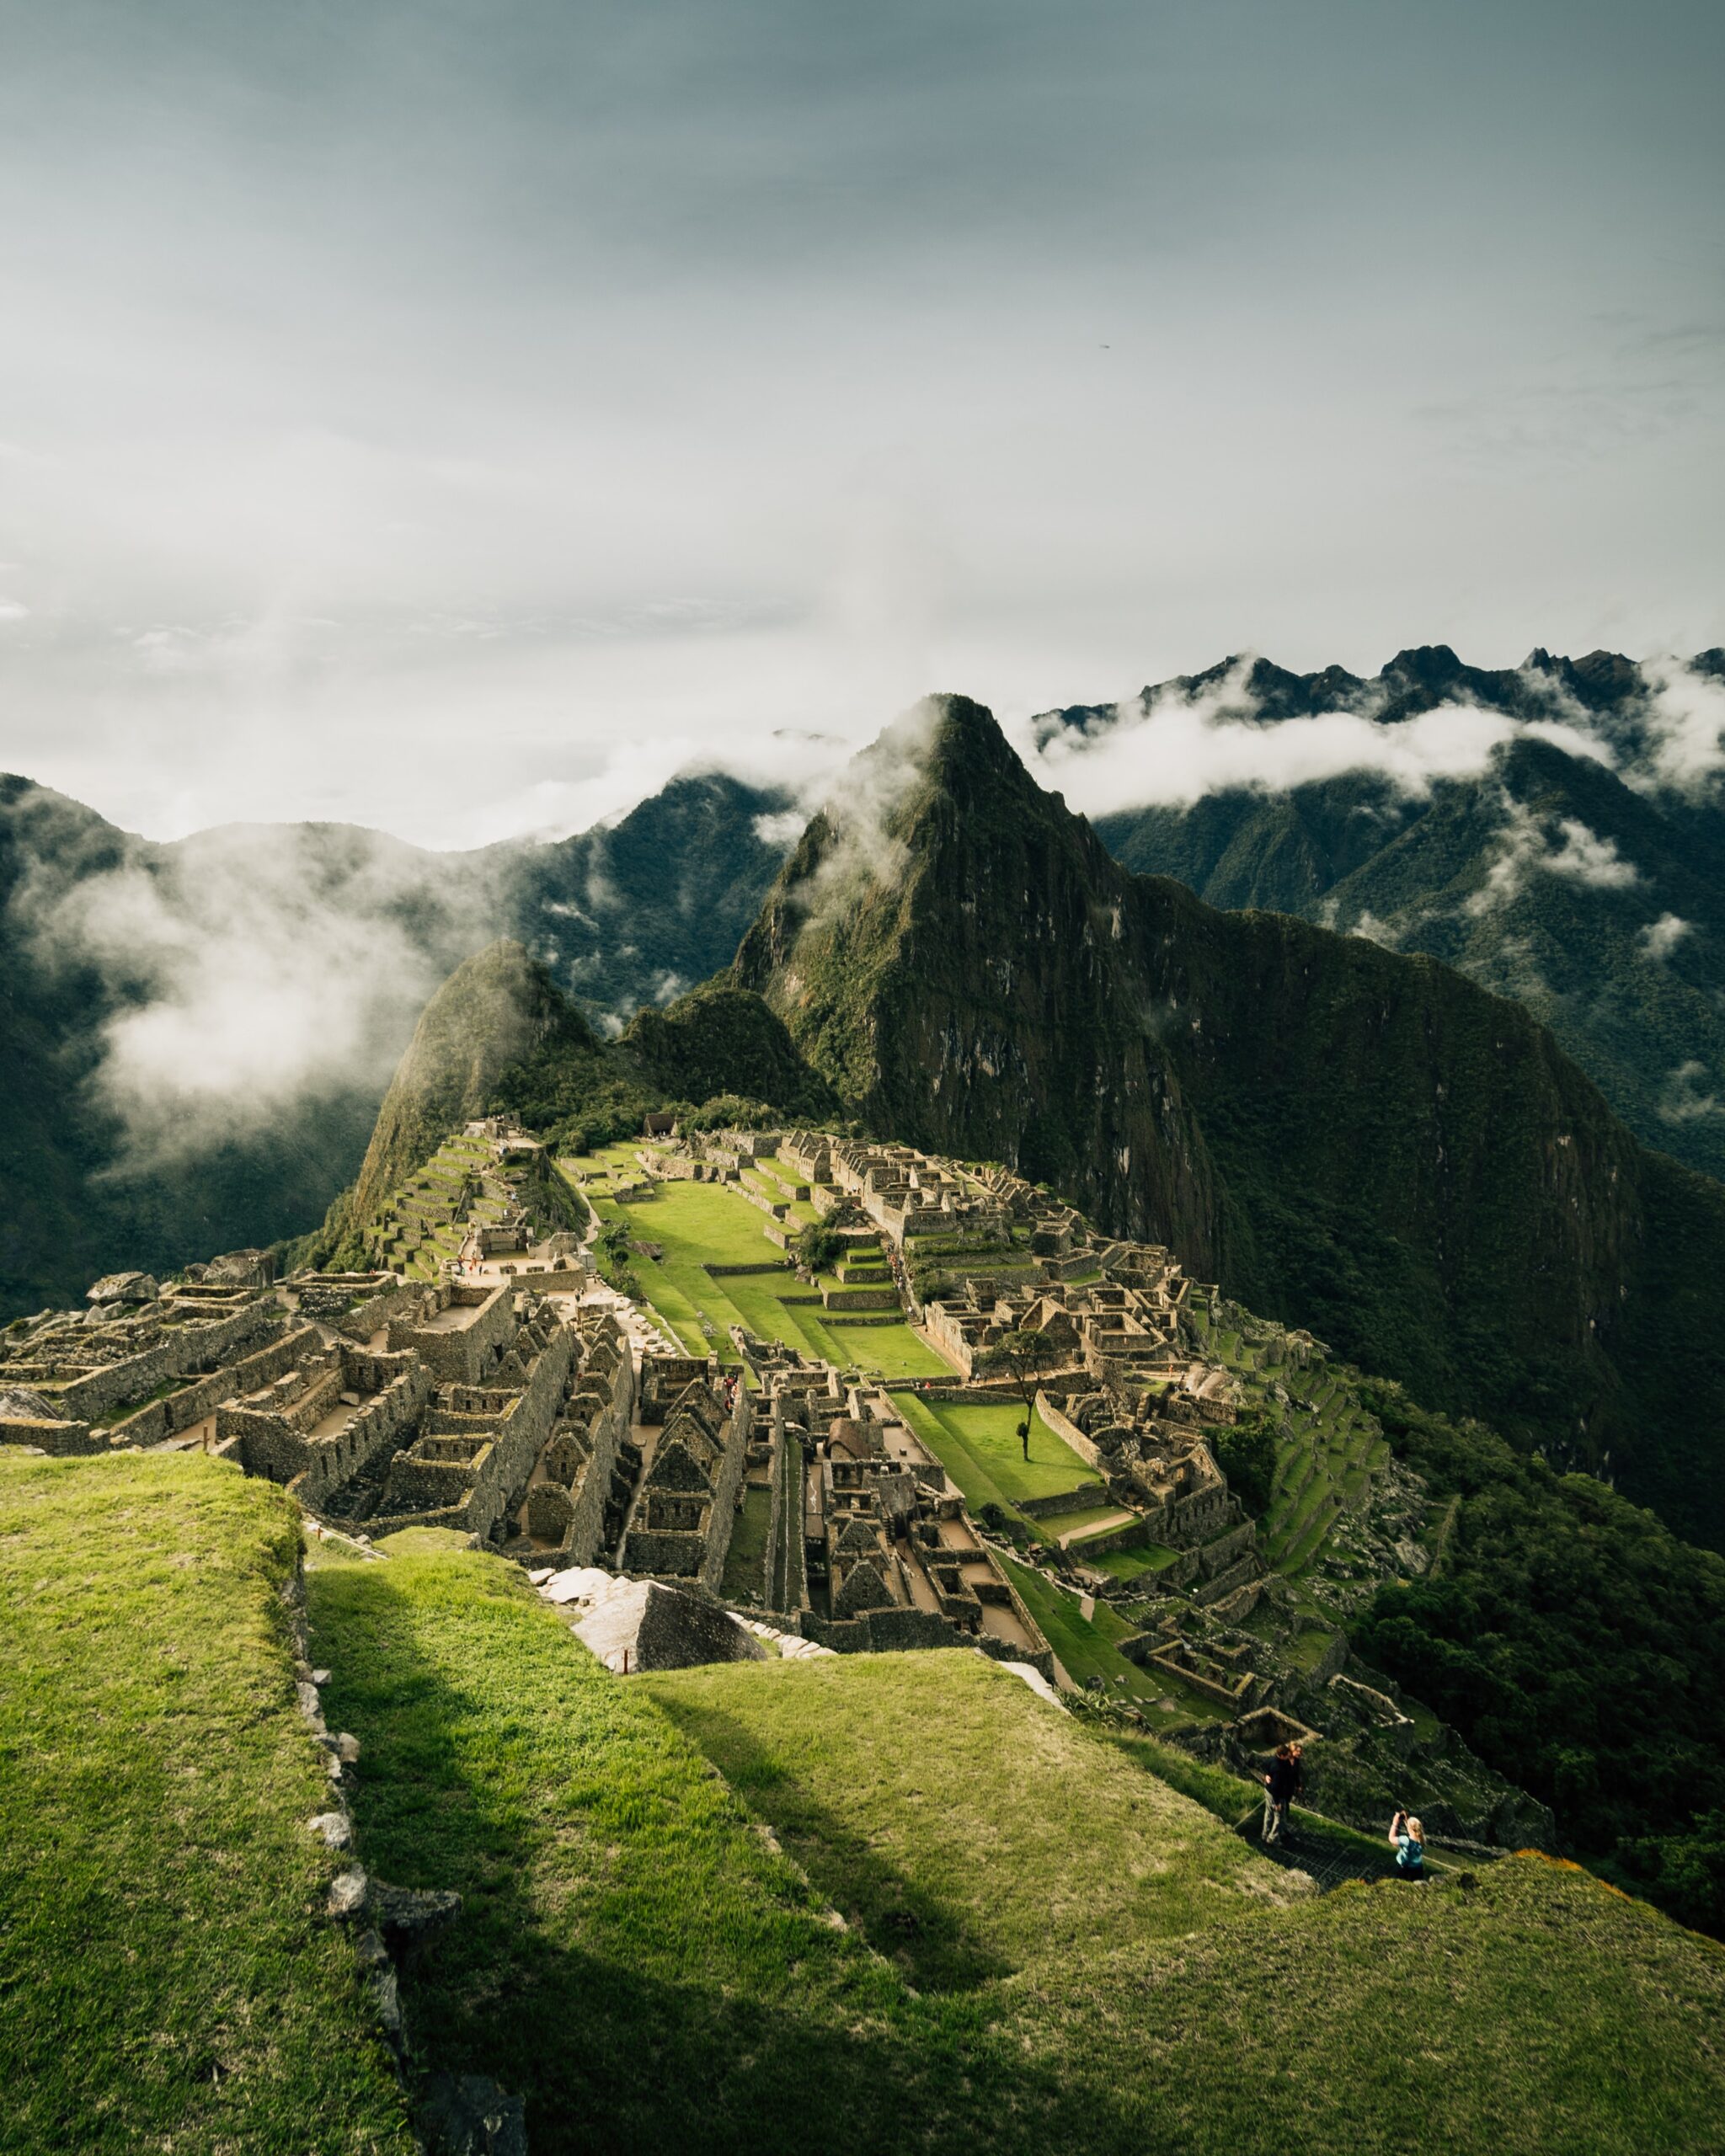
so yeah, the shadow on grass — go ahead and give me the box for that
[309,1560,1135,2156]
[648,1689,1012,1993]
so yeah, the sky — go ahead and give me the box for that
[1,0,1721,848]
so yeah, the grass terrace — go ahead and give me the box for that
[304,1540,1725,2156]
[644,1651,1274,1987]
[0,1453,412,2156]
[889,1391,1101,1517]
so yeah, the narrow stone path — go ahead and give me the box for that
[1057,1510,1135,1549]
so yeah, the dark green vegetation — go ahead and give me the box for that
[1082,646,1725,1183]
[0,1452,411,2155]
[1349,1380,1725,1938]
[1209,1408,1277,1517]
[0,778,403,1322]
[735,695,1725,1551]
[0,770,793,1319]
[309,1537,1725,2156]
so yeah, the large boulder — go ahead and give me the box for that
[86,1272,158,1306]
[564,1576,768,1673]
[0,1386,61,1423]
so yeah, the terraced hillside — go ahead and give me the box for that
[1192,1303,1394,1572]
[366,1132,493,1278]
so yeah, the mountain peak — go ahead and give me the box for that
[1385,643,1466,687]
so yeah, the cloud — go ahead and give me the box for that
[1542,818,1640,888]
[1635,657,1725,792]
[1463,801,1639,916]
[8,796,499,1171]
[1344,909,1407,949]
[752,807,809,848]
[1026,657,1616,817]
[776,695,949,944]
[1639,911,1691,960]
[1661,1059,1722,1124]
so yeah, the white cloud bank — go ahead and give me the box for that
[1023,656,1616,819]
[1640,912,1692,961]
[8,799,496,1171]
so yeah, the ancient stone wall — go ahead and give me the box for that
[387,1281,515,1385]
[698,1387,755,1595]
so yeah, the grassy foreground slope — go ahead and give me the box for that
[0,1454,412,2156]
[309,1542,1725,2156]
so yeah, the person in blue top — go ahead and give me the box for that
[1388,1809,1426,1880]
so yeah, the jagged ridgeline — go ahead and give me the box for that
[300,939,835,1268]
[1080,647,1725,1184]
[734,696,1725,1552]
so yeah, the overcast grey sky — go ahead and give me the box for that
[1,0,1721,845]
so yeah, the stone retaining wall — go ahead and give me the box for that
[699,1388,756,1595]
[1034,1390,1105,1473]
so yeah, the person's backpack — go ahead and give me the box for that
[1397,1832,1424,1874]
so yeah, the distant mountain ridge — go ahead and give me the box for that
[7,637,1725,1327]
[1062,644,1725,1181]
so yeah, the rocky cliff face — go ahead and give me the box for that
[735,696,1724,1547]
[735,699,1221,1266]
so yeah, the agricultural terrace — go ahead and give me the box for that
[1188,1299,1397,1646]
[0,1454,412,2156]
[305,1538,1725,2156]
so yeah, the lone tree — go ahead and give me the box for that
[597,1221,633,1274]
[793,1220,846,1274]
[975,1327,1064,1459]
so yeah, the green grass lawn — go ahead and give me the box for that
[998,1555,1202,1716]
[586,1177,949,1378]
[0,1454,412,2155]
[645,1651,1279,1985]
[296,1540,1725,2156]
[889,1392,1100,1511]
[1092,1541,1183,1582]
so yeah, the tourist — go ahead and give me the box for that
[1389,1809,1426,1881]
[1263,1743,1299,1844]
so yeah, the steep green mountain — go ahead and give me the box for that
[303,942,835,1265]
[499,773,799,1029]
[342,939,599,1230]
[734,696,1725,1551]
[0,770,794,1316]
[1077,647,1725,1181]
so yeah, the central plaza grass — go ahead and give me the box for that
[303,1541,1725,2156]
[568,1164,949,1378]
[0,1454,411,2156]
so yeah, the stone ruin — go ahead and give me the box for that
[715,1332,1055,1681]
[364,1124,576,1283]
